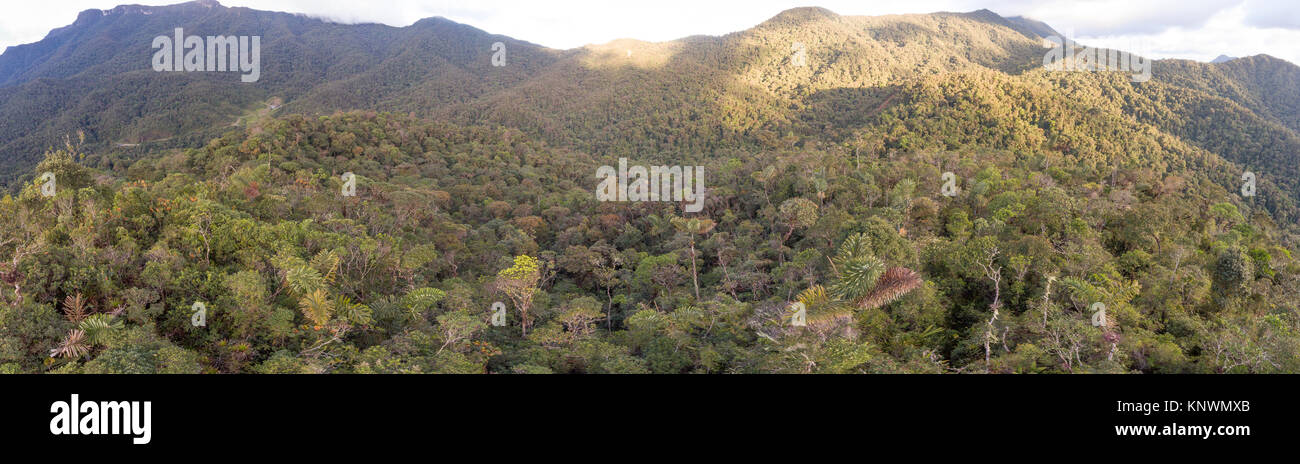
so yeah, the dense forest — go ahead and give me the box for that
[0,3,1298,373]
[1,110,1296,374]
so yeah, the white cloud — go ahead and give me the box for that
[1,0,1297,64]
[1242,0,1300,29]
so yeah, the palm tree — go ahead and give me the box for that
[402,287,446,322]
[310,250,341,284]
[796,233,923,335]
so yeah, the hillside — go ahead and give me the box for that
[0,0,554,185]
[5,2,1300,232]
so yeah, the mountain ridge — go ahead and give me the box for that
[1,1,1299,234]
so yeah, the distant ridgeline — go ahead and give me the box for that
[0,3,1296,229]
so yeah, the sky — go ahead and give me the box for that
[2,0,1300,64]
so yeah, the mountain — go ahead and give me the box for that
[4,2,1300,225]
[2,3,1300,374]
[0,1,554,185]
[1211,54,1238,63]
[4,3,1299,220]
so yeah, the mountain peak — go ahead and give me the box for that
[762,7,839,26]
[74,0,224,23]
[1211,54,1239,63]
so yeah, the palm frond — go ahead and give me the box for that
[78,314,122,346]
[335,296,372,326]
[796,285,830,308]
[402,287,446,311]
[62,293,90,323]
[299,289,333,327]
[830,255,884,301]
[51,329,90,359]
[310,250,341,284]
[790,235,927,341]
[285,265,325,295]
[858,267,923,310]
[831,233,872,272]
[806,304,854,330]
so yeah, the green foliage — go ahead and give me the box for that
[0,6,1298,374]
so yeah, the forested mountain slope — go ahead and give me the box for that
[0,0,553,185]
[6,2,1300,233]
